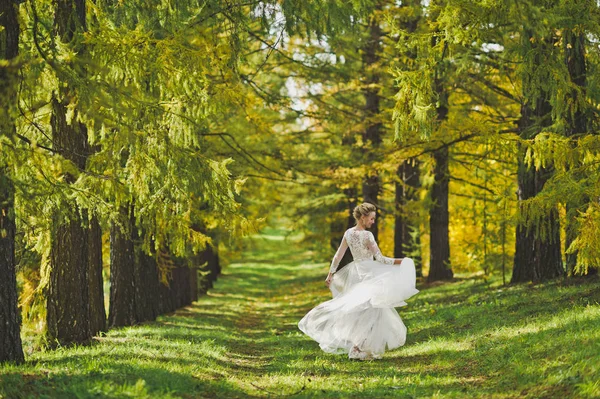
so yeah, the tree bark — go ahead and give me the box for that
[0,0,24,364]
[512,145,563,283]
[158,273,176,315]
[512,153,537,283]
[135,244,159,322]
[395,159,423,277]
[171,260,191,308]
[110,204,161,326]
[47,213,91,346]
[330,190,356,272]
[109,205,136,327]
[88,215,106,335]
[190,265,198,303]
[0,174,24,363]
[198,241,221,295]
[428,146,453,282]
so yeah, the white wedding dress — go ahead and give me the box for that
[298,227,419,359]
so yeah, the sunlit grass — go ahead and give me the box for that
[1,229,599,398]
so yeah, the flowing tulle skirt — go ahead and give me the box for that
[298,257,419,358]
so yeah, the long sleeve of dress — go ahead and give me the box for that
[329,235,348,273]
[367,232,394,265]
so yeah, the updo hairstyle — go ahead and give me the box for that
[353,203,376,223]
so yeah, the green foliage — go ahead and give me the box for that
[389,0,600,276]
[5,0,383,328]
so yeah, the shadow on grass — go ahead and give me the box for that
[0,365,257,399]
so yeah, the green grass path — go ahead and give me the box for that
[1,231,600,398]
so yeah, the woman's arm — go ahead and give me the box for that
[326,235,348,286]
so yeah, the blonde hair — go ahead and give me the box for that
[353,202,376,223]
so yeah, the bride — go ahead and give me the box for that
[298,202,419,360]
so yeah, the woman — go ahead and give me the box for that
[298,203,419,360]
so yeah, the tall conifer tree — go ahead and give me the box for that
[0,0,25,364]
[46,0,96,346]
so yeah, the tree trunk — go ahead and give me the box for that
[0,174,24,363]
[135,245,159,322]
[109,205,161,326]
[0,0,24,364]
[190,266,198,302]
[158,274,176,315]
[47,213,91,346]
[88,215,106,335]
[428,146,453,282]
[171,261,190,308]
[395,159,423,277]
[512,152,537,283]
[512,147,563,283]
[206,243,221,283]
[198,241,221,295]
[427,29,453,283]
[47,94,93,346]
[109,205,136,327]
[330,190,356,273]
[156,249,177,314]
[512,33,563,283]
[563,29,596,277]
[362,174,380,240]
[361,6,383,241]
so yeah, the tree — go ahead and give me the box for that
[0,0,25,364]
[88,215,106,335]
[393,1,455,282]
[511,13,565,283]
[392,0,423,277]
[45,0,99,346]
[361,2,384,240]
[561,5,598,277]
[108,205,137,327]
[429,145,454,281]
[395,159,422,276]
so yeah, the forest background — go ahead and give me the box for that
[1,0,600,368]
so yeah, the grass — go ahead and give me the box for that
[1,229,600,398]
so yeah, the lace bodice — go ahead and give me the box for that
[329,227,394,273]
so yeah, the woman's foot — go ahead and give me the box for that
[349,346,374,361]
[348,345,362,359]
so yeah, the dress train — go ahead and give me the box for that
[298,257,419,358]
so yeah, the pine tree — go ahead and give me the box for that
[511,15,564,283]
[392,0,455,282]
[361,2,384,240]
[561,6,598,277]
[45,0,97,346]
[0,0,25,364]
[392,0,423,276]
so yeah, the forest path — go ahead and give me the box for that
[1,229,599,398]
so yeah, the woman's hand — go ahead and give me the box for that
[325,272,333,287]
[394,257,404,265]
